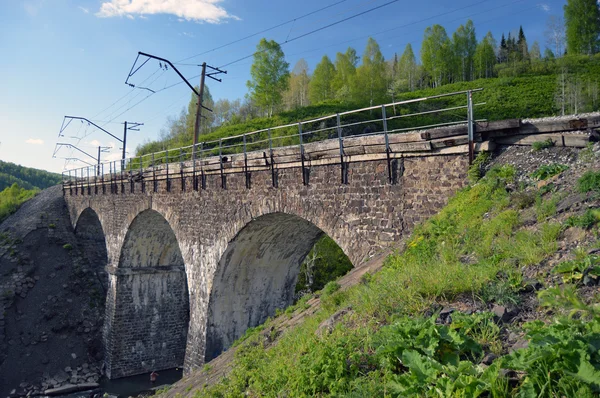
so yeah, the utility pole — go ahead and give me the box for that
[122,121,143,169]
[193,63,207,150]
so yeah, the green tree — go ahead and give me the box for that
[284,59,311,109]
[452,20,477,81]
[332,48,358,101]
[421,25,452,87]
[564,0,600,55]
[517,26,529,61]
[474,31,497,79]
[247,38,290,117]
[530,41,542,60]
[309,55,336,103]
[398,43,418,91]
[355,37,388,106]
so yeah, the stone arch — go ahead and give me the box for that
[105,209,190,378]
[74,208,109,292]
[204,212,353,361]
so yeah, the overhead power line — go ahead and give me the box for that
[175,0,349,64]
[218,0,401,68]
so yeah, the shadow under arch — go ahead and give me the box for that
[204,212,353,362]
[74,208,108,293]
[106,209,190,378]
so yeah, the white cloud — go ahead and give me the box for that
[182,32,196,38]
[96,0,238,23]
[126,14,135,19]
[538,3,550,12]
[90,140,101,146]
[139,15,148,19]
[25,138,44,145]
[78,6,89,14]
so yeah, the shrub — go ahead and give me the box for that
[532,138,555,151]
[63,243,73,250]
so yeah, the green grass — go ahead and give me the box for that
[191,165,586,397]
[0,183,37,223]
[578,171,600,194]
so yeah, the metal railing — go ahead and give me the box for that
[62,89,483,195]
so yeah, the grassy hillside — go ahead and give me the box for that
[178,149,600,397]
[138,55,600,159]
[0,160,61,191]
[0,183,37,223]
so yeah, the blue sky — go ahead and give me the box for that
[0,0,566,173]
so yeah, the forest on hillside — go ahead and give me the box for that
[0,160,62,192]
[136,0,600,157]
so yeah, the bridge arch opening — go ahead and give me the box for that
[205,212,353,361]
[74,208,108,293]
[107,209,189,378]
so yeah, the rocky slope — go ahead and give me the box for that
[0,186,105,397]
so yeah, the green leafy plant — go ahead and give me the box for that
[531,163,569,180]
[62,243,73,251]
[532,138,555,151]
[552,255,600,285]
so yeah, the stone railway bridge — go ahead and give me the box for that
[63,115,597,379]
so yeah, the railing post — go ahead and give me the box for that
[140,156,144,193]
[299,122,307,186]
[102,163,105,194]
[180,148,185,192]
[152,153,157,192]
[109,162,113,194]
[467,90,474,165]
[192,144,198,191]
[243,134,250,189]
[166,150,170,192]
[336,113,347,184]
[87,166,91,195]
[120,161,124,194]
[382,105,393,184]
[68,170,72,196]
[94,166,98,195]
[219,138,226,189]
[129,159,134,193]
[269,128,277,188]
[200,143,206,190]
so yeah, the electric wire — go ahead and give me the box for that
[175,0,349,64]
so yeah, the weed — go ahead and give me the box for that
[468,152,491,184]
[565,208,600,229]
[511,191,536,209]
[539,182,556,195]
[531,163,569,180]
[577,170,600,193]
[203,364,212,372]
[578,143,596,163]
[535,194,559,221]
[63,243,73,251]
[479,279,521,306]
[451,312,502,355]
[48,223,56,229]
[322,281,341,296]
[532,138,555,151]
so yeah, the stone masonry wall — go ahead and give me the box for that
[65,154,468,377]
